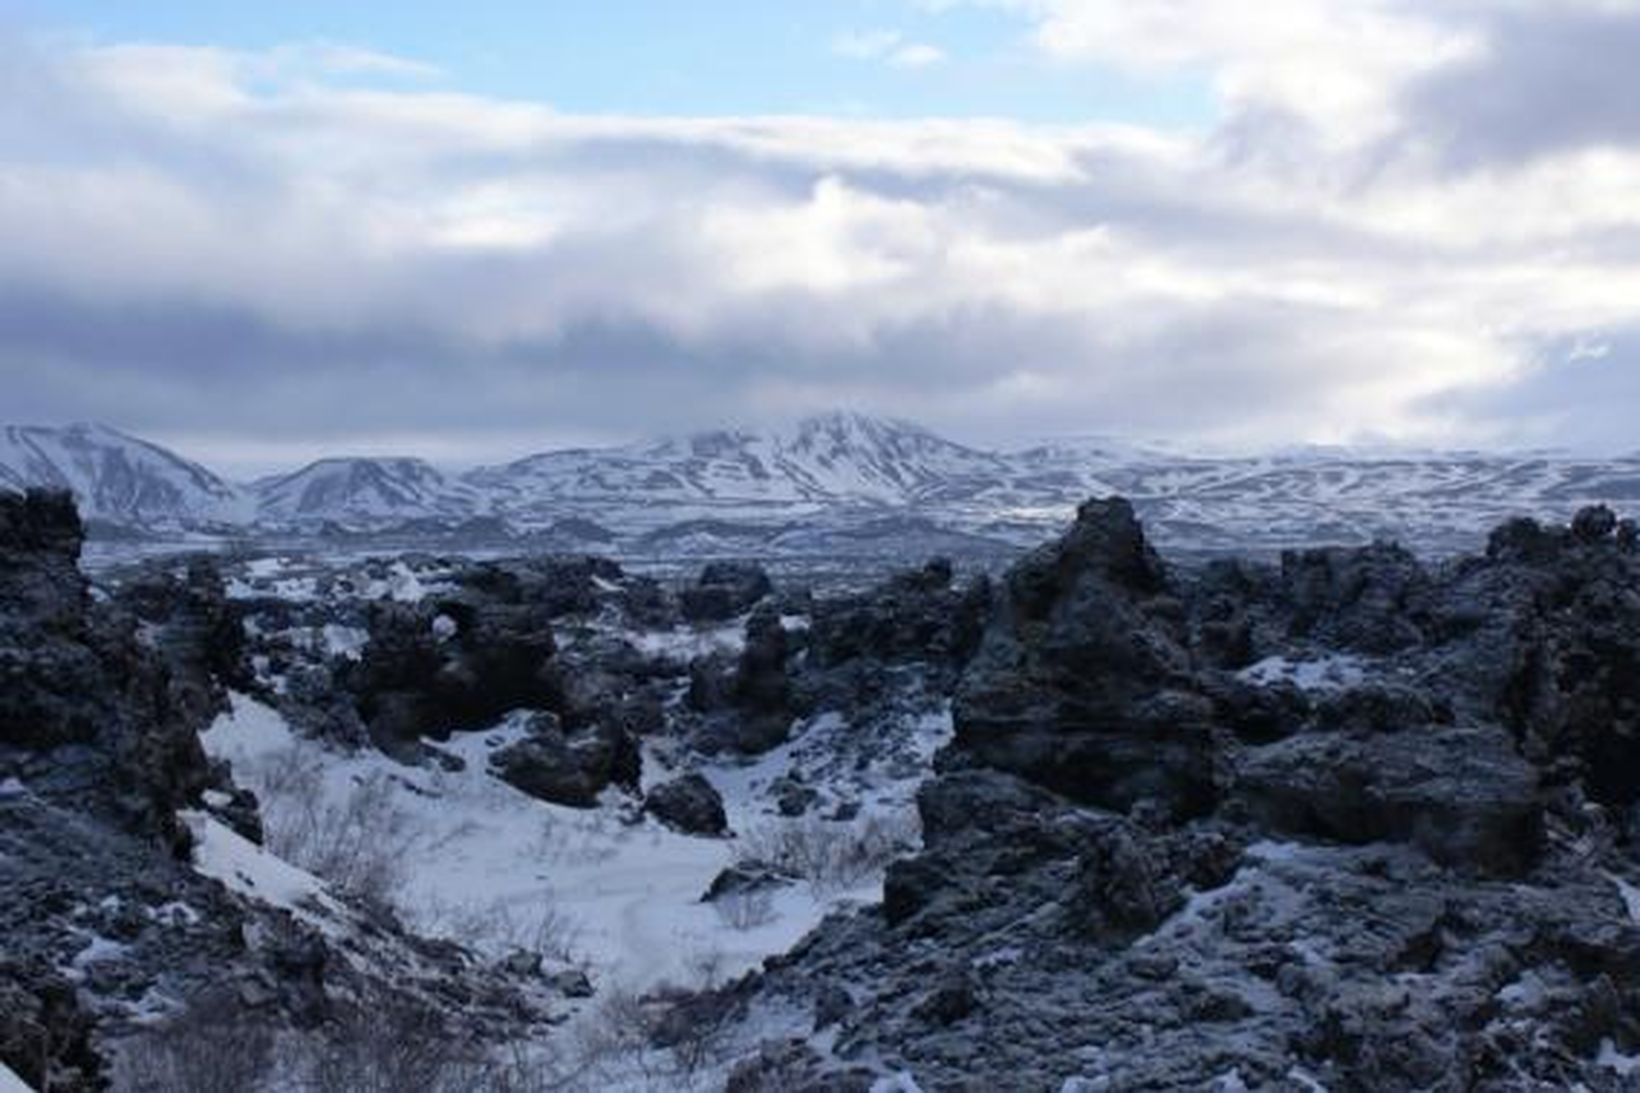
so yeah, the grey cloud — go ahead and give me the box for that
[1403,5,1640,168]
[0,28,1635,463]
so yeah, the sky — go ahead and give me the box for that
[3,0,1640,472]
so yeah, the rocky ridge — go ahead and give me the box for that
[706,499,1640,1091]
[0,492,564,1090]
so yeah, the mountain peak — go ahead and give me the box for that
[254,456,472,523]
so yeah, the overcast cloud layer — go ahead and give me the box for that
[5,0,1640,469]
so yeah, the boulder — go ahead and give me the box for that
[807,558,991,675]
[455,555,625,619]
[1279,542,1431,654]
[645,773,728,836]
[687,606,796,755]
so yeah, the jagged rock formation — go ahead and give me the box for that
[349,591,563,754]
[952,498,1220,819]
[708,499,1640,1090]
[0,489,233,849]
[679,561,773,623]
[807,557,991,680]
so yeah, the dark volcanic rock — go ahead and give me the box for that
[730,606,794,753]
[807,558,991,678]
[688,605,797,755]
[0,489,225,847]
[704,500,1640,1091]
[489,712,639,808]
[1280,541,1431,654]
[678,561,772,622]
[351,595,562,752]
[1235,724,1543,875]
[645,772,728,836]
[454,554,624,619]
[952,497,1220,818]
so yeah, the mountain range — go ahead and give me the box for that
[5,415,1640,558]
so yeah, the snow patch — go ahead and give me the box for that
[1238,655,1367,692]
[180,810,347,933]
[201,694,909,994]
[1598,1039,1640,1076]
[1606,872,1640,924]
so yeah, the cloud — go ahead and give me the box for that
[2,22,1640,464]
[832,29,906,60]
[1400,3,1640,168]
[832,29,947,69]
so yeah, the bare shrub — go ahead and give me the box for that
[454,1042,567,1093]
[565,986,665,1086]
[415,892,581,965]
[250,745,420,909]
[734,812,921,894]
[710,887,777,931]
[116,994,274,1093]
[305,989,471,1093]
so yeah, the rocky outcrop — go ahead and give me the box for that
[0,489,229,848]
[350,596,562,753]
[489,712,639,808]
[454,554,626,620]
[678,561,772,623]
[1234,725,1542,875]
[687,605,796,755]
[807,558,990,676]
[1,493,568,1088]
[951,497,1221,818]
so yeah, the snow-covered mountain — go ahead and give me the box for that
[468,411,1011,514]
[8,415,1640,557]
[253,457,480,524]
[0,423,245,526]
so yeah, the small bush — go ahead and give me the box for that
[710,888,777,931]
[414,893,581,965]
[246,745,420,909]
[734,812,920,894]
[306,991,467,1093]
[116,995,274,1093]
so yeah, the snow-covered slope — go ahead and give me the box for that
[0,423,245,525]
[253,457,479,524]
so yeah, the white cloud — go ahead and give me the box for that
[889,43,947,68]
[833,29,946,69]
[832,29,906,60]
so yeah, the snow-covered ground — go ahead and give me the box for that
[200,694,946,994]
